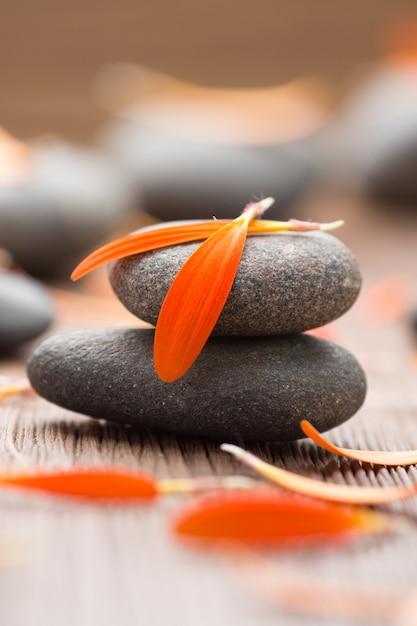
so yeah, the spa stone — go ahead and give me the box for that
[27,328,367,442]
[109,229,361,336]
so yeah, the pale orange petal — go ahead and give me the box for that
[0,378,32,399]
[301,420,417,466]
[221,443,417,505]
[154,211,254,382]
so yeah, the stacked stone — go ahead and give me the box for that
[28,226,366,442]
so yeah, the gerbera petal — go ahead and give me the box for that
[70,221,229,281]
[154,199,273,382]
[0,468,158,501]
[71,215,344,282]
[301,420,417,466]
[0,377,32,399]
[172,491,387,546]
[221,443,417,505]
[0,467,256,503]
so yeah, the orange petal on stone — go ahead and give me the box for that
[153,202,267,382]
[221,444,417,505]
[70,221,229,281]
[71,215,344,281]
[301,420,417,466]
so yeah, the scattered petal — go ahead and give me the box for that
[154,199,273,382]
[0,376,32,399]
[158,475,257,494]
[0,467,256,503]
[173,491,387,547]
[221,443,417,505]
[301,420,417,466]
[0,468,158,502]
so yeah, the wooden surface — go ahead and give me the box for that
[1,189,417,626]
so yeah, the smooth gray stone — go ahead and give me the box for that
[0,140,133,278]
[99,121,318,221]
[27,328,367,442]
[0,272,53,353]
[109,229,361,336]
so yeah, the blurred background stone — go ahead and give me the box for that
[0,131,135,278]
[96,66,329,220]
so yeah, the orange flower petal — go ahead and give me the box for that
[71,216,344,281]
[221,443,417,505]
[173,491,387,546]
[70,222,228,281]
[0,468,256,503]
[0,377,32,399]
[154,200,271,382]
[0,468,158,501]
[301,420,417,466]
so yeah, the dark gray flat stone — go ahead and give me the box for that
[0,271,53,353]
[27,328,366,442]
[109,229,361,335]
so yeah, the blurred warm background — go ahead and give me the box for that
[1,0,415,141]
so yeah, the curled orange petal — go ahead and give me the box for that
[173,491,387,547]
[221,443,417,505]
[154,199,273,382]
[301,420,417,466]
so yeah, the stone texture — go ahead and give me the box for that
[109,229,361,336]
[27,328,367,442]
[0,271,53,353]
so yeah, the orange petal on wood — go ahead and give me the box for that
[153,202,265,382]
[0,378,32,399]
[173,491,387,547]
[301,420,417,466]
[70,221,229,281]
[0,468,158,501]
[221,444,417,505]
